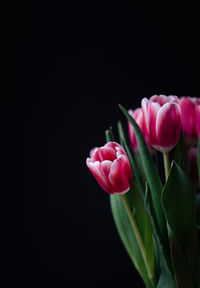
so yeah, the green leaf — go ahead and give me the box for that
[167,226,193,288]
[144,183,173,275]
[173,132,184,170]
[162,161,198,286]
[110,194,152,288]
[162,161,197,264]
[119,104,167,242]
[145,213,155,285]
[156,269,177,288]
[117,120,144,198]
[128,183,146,240]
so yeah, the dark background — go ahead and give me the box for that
[5,2,199,288]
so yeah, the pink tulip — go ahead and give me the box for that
[189,147,199,185]
[196,105,200,138]
[180,97,200,140]
[141,95,181,153]
[86,142,133,194]
[128,108,152,154]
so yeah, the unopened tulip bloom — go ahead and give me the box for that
[141,95,181,153]
[196,105,200,138]
[128,108,152,153]
[180,97,200,141]
[86,142,133,194]
[189,147,199,185]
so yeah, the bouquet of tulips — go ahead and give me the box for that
[86,95,200,288]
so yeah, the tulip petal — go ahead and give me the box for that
[89,147,98,158]
[92,147,116,162]
[148,102,160,145]
[180,97,197,138]
[109,156,130,193]
[128,108,144,150]
[100,160,113,190]
[105,142,122,151]
[150,94,169,106]
[141,98,149,133]
[86,159,111,193]
[156,103,181,152]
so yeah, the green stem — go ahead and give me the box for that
[120,194,155,287]
[163,152,170,181]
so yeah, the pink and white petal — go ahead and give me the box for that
[150,94,168,106]
[120,155,133,180]
[92,147,116,162]
[116,147,127,158]
[105,142,122,151]
[180,97,196,138]
[128,109,134,118]
[148,102,160,145]
[128,119,138,151]
[188,97,200,106]
[89,147,98,158]
[109,158,128,193]
[141,98,150,133]
[86,159,111,192]
[168,95,180,104]
[132,108,142,121]
[133,108,144,130]
[100,160,113,190]
[156,102,181,151]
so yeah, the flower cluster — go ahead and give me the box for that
[87,95,200,194]
[86,94,200,288]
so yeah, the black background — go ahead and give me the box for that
[5,2,199,288]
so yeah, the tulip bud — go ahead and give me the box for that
[128,108,152,154]
[86,142,133,194]
[180,97,200,143]
[141,94,181,153]
[196,105,200,138]
[189,147,199,186]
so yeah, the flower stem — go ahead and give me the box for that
[163,152,170,181]
[120,194,155,287]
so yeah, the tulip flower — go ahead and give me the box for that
[196,105,200,138]
[180,97,200,142]
[128,108,152,154]
[189,147,199,185]
[86,142,133,194]
[141,94,181,153]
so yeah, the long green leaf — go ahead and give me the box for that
[162,161,197,282]
[144,183,173,276]
[145,188,176,288]
[145,213,155,286]
[173,132,184,170]
[119,105,167,245]
[167,226,193,288]
[117,120,144,198]
[110,193,152,288]
[128,182,146,241]
[156,269,177,288]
